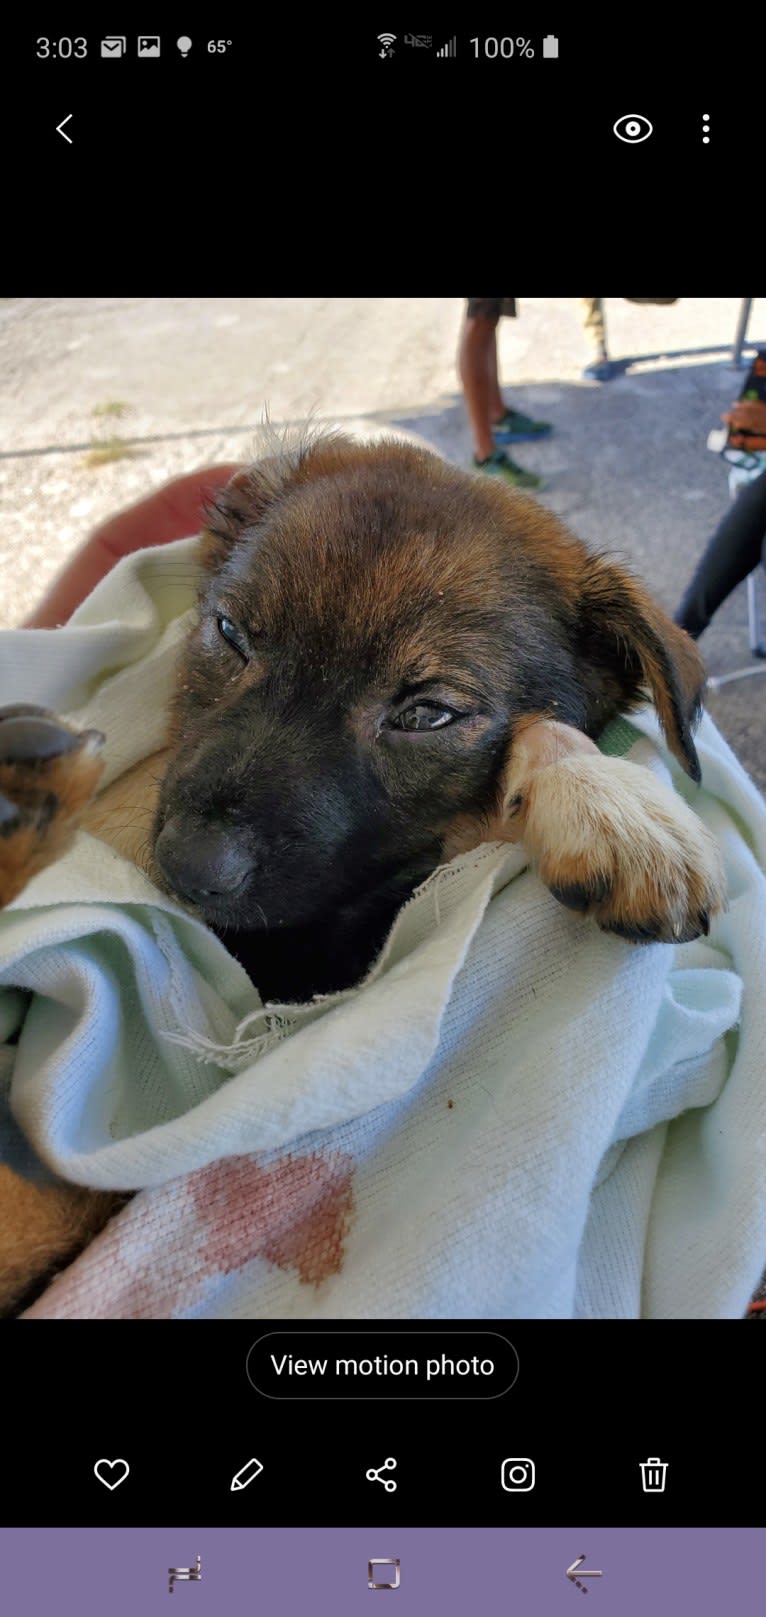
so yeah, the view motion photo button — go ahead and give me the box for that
[246,1333,519,1398]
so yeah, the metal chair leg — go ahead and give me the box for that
[707,663,766,691]
[746,570,766,657]
[732,298,753,367]
[706,568,766,690]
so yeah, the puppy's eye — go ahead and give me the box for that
[394,703,456,732]
[216,615,249,660]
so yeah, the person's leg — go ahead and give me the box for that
[580,298,613,381]
[485,325,507,424]
[460,301,549,474]
[675,469,766,637]
[459,307,499,461]
[580,297,607,353]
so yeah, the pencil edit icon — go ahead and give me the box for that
[230,1457,264,1491]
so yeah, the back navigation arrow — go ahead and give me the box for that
[567,1555,603,1590]
[56,115,73,144]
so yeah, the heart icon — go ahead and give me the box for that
[94,1458,130,1490]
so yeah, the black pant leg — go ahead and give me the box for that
[675,468,766,637]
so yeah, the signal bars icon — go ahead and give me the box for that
[437,37,457,56]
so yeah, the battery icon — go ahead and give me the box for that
[543,35,559,56]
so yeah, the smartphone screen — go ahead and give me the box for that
[1,17,764,1617]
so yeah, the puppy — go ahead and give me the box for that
[0,431,725,1306]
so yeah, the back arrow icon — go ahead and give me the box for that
[567,1556,603,1583]
[56,115,73,143]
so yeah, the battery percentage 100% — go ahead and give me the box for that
[470,37,535,56]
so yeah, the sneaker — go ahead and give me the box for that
[492,408,552,444]
[473,449,542,489]
[583,354,614,382]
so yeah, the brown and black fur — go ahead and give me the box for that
[148,430,713,1000]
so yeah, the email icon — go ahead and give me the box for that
[101,36,126,57]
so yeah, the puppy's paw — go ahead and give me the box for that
[0,705,105,907]
[520,753,726,945]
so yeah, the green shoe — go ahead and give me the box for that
[492,408,552,443]
[473,449,542,489]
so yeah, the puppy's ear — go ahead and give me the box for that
[578,554,706,783]
[199,429,357,571]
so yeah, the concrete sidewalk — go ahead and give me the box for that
[1,296,764,789]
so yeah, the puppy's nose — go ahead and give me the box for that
[155,818,255,903]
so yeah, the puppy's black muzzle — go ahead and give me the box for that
[155,816,256,907]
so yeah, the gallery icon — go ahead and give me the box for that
[640,1457,668,1493]
[368,1559,400,1590]
[138,36,161,56]
[501,1457,535,1491]
[101,36,126,57]
[94,1457,130,1490]
[169,1555,202,1594]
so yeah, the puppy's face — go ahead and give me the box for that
[152,433,704,949]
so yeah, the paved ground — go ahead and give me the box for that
[1,296,764,790]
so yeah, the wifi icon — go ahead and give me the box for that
[377,32,396,55]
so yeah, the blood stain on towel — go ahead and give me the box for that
[22,1150,355,1317]
[190,1150,355,1287]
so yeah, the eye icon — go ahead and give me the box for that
[613,113,653,143]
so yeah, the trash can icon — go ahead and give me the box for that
[640,1457,668,1492]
